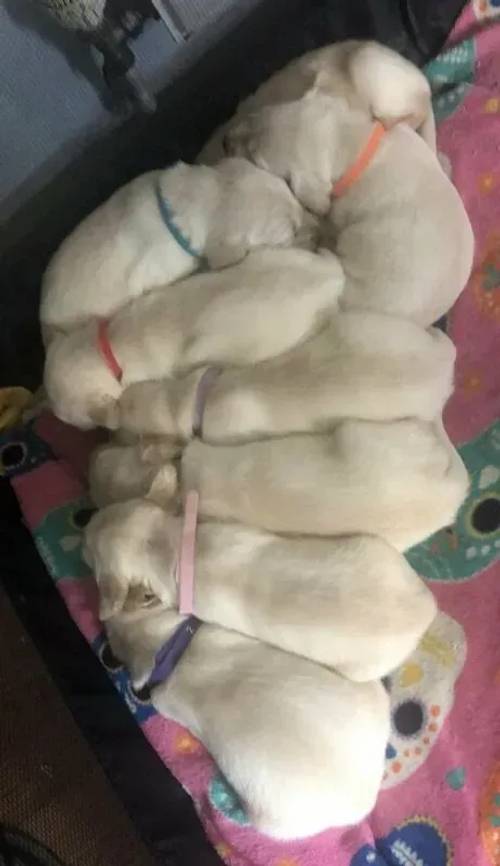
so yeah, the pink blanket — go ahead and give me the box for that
[4,3,500,862]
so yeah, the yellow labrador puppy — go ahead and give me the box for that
[227,90,473,326]
[40,157,316,342]
[113,312,456,441]
[103,601,390,838]
[169,419,468,552]
[83,498,436,682]
[199,39,437,163]
[44,247,344,429]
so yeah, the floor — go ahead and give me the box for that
[0,587,155,866]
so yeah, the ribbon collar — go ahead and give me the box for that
[145,489,200,689]
[331,121,386,198]
[97,319,122,382]
[192,367,221,438]
[146,615,201,689]
[155,179,206,264]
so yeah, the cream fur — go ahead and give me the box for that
[39,37,463,837]
[178,419,468,552]
[88,438,181,507]
[199,39,437,163]
[102,602,389,837]
[113,312,456,441]
[40,157,317,341]
[44,247,344,429]
[227,91,473,326]
[83,499,436,681]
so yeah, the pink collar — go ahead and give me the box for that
[177,489,199,615]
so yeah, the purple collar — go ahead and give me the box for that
[192,367,221,437]
[147,615,201,689]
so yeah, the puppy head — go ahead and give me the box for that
[225,92,351,216]
[204,157,320,268]
[83,499,181,621]
[44,325,121,430]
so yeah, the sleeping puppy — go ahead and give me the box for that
[103,602,390,837]
[44,247,344,429]
[113,312,456,441]
[227,90,473,327]
[40,157,317,342]
[83,498,436,681]
[170,419,468,552]
[200,39,437,163]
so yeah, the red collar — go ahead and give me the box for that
[331,121,386,198]
[96,319,122,382]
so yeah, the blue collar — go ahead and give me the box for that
[155,179,206,264]
[146,615,201,689]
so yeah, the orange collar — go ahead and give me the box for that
[331,121,386,198]
[97,319,122,382]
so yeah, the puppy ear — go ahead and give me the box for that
[290,168,331,217]
[145,464,178,508]
[88,400,120,430]
[97,572,128,621]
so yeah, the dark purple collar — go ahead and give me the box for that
[147,615,201,689]
[192,367,221,437]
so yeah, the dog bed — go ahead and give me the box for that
[3,2,500,862]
